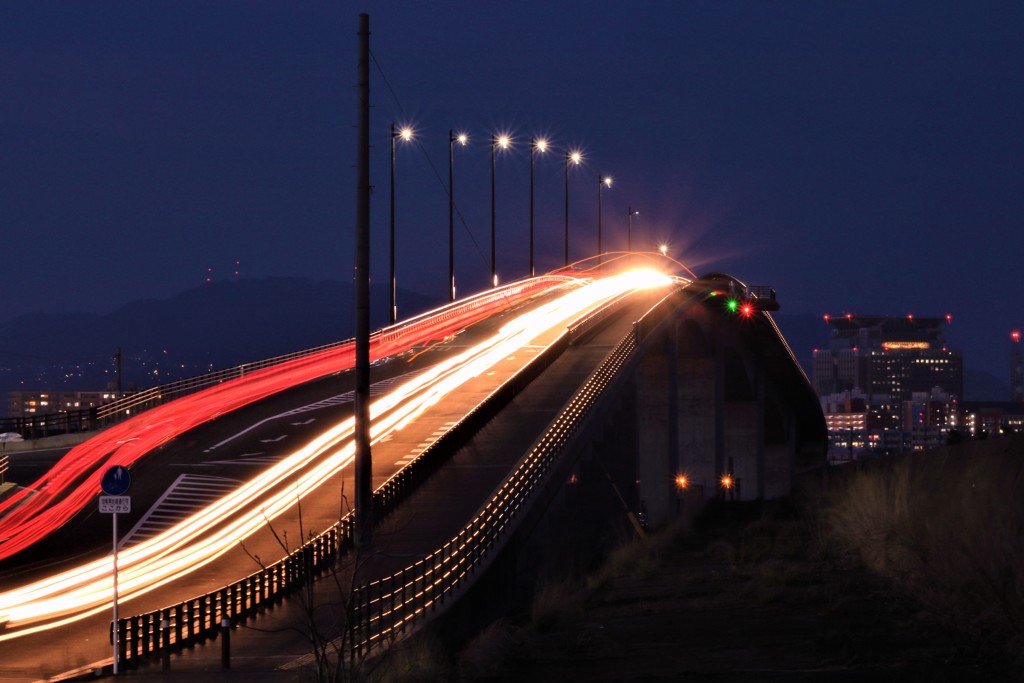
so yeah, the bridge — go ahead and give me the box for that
[0,265,824,679]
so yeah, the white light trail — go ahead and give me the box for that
[0,270,672,640]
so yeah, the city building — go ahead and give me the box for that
[960,401,1024,438]
[7,390,118,419]
[813,314,963,460]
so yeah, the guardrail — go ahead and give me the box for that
[0,408,98,440]
[349,315,643,657]
[112,276,589,670]
[97,277,571,425]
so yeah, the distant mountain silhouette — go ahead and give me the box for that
[0,287,1008,418]
[0,277,442,414]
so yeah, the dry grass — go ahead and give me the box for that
[825,435,1024,667]
[374,633,452,683]
[455,620,523,680]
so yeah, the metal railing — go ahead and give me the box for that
[349,319,642,657]
[97,276,570,424]
[115,521,354,666]
[0,409,98,440]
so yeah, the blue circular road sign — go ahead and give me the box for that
[101,465,131,496]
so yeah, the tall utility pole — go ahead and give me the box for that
[354,13,372,547]
[114,347,122,399]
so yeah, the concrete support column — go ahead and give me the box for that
[678,356,716,504]
[723,401,758,501]
[763,395,796,499]
[636,336,674,526]
[755,368,766,499]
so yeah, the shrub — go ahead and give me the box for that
[825,436,1024,667]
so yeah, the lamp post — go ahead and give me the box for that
[448,130,467,302]
[389,124,413,324]
[627,206,639,256]
[529,138,548,278]
[563,150,582,266]
[490,133,511,288]
[597,175,612,265]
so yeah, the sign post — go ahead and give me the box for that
[100,466,131,675]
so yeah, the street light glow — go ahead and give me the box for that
[602,176,612,187]
[533,137,548,152]
[659,244,668,256]
[496,134,511,149]
[456,132,468,145]
[569,150,582,165]
[398,127,413,141]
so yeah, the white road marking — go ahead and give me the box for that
[120,474,240,548]
[202,368,430,452]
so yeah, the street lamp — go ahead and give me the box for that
[627,206,639,254]
[390,123,413,324]
[490,133,511,288]
[529,137,548,278]
[659,244,668,257]
[597,175,612,265]
[564,150,582,266]
[448,130,467,302]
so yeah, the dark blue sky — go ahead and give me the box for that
[2,1,1022,380]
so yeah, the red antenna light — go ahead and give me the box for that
[1013,330,1021,343]
[823,314,830,322]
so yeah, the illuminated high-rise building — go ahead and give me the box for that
[813,314,963,458]
[813,314,962,401]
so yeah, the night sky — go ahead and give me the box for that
[2,2,1022,380]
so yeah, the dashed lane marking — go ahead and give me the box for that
[203,368,430,453]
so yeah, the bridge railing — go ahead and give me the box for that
[93,276,572,424]
[349,309,645,657]
[0,408,98,440]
